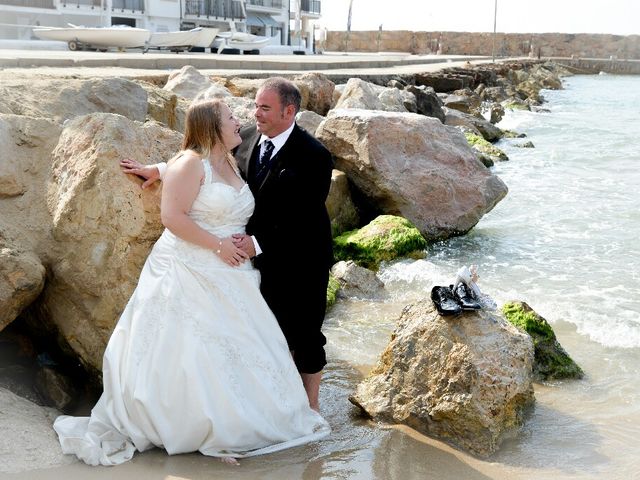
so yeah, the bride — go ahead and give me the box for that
[53,99,330,466]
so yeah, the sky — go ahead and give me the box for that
[316,0,639,36]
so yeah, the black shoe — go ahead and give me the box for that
[452,283,482,310]
[431,286,463,316]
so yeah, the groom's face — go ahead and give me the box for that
[254,88,295,138]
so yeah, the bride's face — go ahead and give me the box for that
[219,103,242,150]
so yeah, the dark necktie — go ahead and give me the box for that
[254,140,275,184]
[259,140,275,167]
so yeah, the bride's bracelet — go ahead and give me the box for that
[215,239,222,255]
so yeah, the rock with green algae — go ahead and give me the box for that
[502,301,584,381]
[333,215,427,270]
[326,273,340,309]
[464,132,509,162]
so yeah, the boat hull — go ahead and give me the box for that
[148,27,219,49]
[33,27,151,48]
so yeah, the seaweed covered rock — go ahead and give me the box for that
[333,215,426,270]
[464,132,509,162]
[350,301,535,458]
[502,301,584,381]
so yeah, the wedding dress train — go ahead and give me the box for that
[53,159,330,465]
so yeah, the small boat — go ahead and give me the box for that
[215,30,273,53]
[32,24,151,51]
[147,27,220,50]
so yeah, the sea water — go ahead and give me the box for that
[324,74,640,479]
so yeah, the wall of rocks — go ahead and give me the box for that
[326,31,640,60]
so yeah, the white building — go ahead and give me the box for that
[0,0,322,53]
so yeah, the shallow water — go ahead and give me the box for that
[324,74,640,479]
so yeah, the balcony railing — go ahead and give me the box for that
[246,0,284,8]
[184,0,245,19]
[111,0,144,11]
[60,0,102,7]
[0,0,55,7]
[301,0,320,15]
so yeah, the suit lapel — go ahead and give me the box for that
[255,124,300,196]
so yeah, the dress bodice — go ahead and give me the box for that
[189,158,255,238]
[154,158,255,271]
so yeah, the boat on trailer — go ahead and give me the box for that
[32,24,151,51]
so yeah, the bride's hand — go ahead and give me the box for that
[217,238,249,266]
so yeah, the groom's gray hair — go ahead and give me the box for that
[260,77,301,113]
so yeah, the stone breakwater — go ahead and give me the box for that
[326,30,640,61]
[0,60,566,458]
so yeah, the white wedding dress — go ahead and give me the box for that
[53,159,330,465]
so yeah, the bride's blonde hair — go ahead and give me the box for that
[168,99,237,168]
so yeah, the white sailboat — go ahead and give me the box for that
[147,27,220,51]
[215,2,273,53]
[32,24,150,51]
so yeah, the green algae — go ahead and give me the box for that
[326,273,340,309]
[333,215,427,270]
[464,132,509,161]
[502,301,584,381]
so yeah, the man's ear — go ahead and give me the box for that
[285,104,297,119]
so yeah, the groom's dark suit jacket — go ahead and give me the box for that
[234,123,334,374]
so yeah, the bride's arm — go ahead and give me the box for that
[161,155,248,266]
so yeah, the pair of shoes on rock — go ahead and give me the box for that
[430,284,482,316]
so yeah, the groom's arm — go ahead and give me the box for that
[120,159,164,189]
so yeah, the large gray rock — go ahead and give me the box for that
[0,240,45,333]
[293,72,335,116]
[316,109,508,240]
[350,301,535,458]
[45,113,182,374]
[0,78,147,125]
[443,107,503,142]
[163,65,214,100]
[406,85,445,122]
[334,78,415,113]
[330,260,384,298]
[295,110,325,137]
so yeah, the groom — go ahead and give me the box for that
[121,78,334,411]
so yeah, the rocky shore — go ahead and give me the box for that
[0,59,574,470]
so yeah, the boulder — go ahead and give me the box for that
[194,91,256,129]
[326,169,359,237]
[441,90,481,116]
[502,301,584,381]
[45,113,182,374]
[330,260,384,298]
[163,65,213,100]
[333,215,426,270]
[406,85,445,122]
[34,366,77,412]
[0,78,147,125]
[219,77,264,98]
[136,80,187,132]
[350,301,535,458]
[0,387,75,473]
[295,110,325,137]
[334,78,414,113]
[316,109,508,240]
[0,114,62,254]
[0,241,45,333]
[443,107,503,142]
[293,72,335,116]
[464,132,509,162]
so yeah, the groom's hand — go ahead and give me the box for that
[120,158,161,189]
[232,234,256,258]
